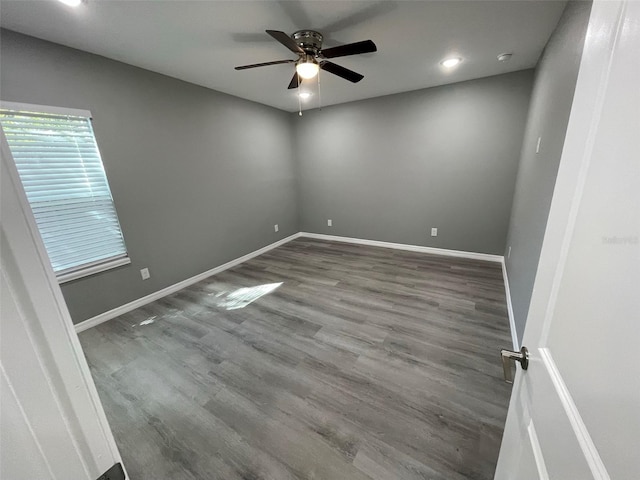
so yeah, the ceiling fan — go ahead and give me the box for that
[235,30,377,89]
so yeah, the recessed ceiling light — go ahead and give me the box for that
[441,57,462,68]
[58,0,82,6]
[497,53,513,62]
[298,92,311,100]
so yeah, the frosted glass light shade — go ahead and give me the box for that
[296,62,319,79]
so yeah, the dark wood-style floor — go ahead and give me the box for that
[79,238,513,480]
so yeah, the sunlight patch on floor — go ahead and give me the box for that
[214,282,283,310]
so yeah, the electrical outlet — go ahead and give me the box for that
[536,137,542,154]
[140,268,150,280]
[431,227,438,237]
[327,219,332,227]
[508,246,512,259]
[274,224,279,233]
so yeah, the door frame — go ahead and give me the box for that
[1,128,126,478]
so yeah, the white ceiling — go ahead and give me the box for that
[1,0,567,112]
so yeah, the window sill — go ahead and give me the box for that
[57,256,131,284]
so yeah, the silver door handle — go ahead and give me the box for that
[500,346,529,384]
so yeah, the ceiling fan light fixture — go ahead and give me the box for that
[296,60,320,80]
[235,29,376,91]
[441,57,462,68]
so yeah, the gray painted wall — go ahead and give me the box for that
[504,1,591,344]
[3,23,577,330]
[295,70,534,255]
[0,30,298,323]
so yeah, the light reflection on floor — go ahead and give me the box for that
[133,282,283,327]
[136,316,156,327]
[213,282,283,310]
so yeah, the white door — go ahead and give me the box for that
[1,130,126,479]
[495,1,639,479]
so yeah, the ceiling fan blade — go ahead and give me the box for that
[287,73,301,90]
[320,61,364,83]
[235,59,295,70]
[266,30,304,54]
[320,40,377,59]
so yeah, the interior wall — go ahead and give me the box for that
[1,12,588,328]
[0,29,298,324]
[294,70,534,255]
[503,1,592,344]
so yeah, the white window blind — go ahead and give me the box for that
[0,104,129,282]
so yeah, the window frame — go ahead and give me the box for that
[0,101,131,284]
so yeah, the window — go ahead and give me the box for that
[0,102,129,283]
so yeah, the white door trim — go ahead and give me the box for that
[540,348,610,480]
[526,419,549,480]
[0,337,59,478]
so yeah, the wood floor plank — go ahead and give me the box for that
[80,238,513,480]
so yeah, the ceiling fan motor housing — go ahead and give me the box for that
[292,30,324,55]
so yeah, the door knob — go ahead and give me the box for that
[500,346,529,384]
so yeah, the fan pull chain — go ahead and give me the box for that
[317,69,322,111]
[298,76,303,117]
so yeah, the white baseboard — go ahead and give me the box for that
[501,259,519,350]
[300,232,518,347]
[75,231,511,335]
[74,233,302,333]
[298,232,503,263]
